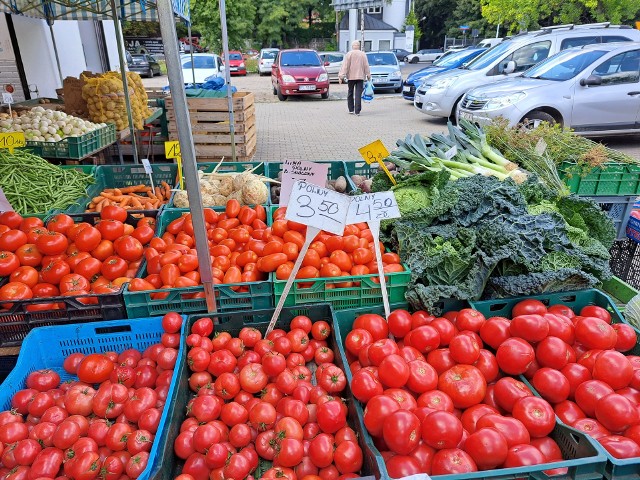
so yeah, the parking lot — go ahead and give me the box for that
[144,63,640,162]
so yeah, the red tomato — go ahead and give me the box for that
[595,393,639,432]
[421,410,463,449]
[599,435,640,459]
[511,396,555,438]
[575,380,615,417]
[76,354,114,384]
[532,367,571,404]
[476,414,530,448]
[592,350,633,390]
[574,317,617,350]
[496,337,535,375]
[0,230,28,252]
[352,313,389,341]
[437,365,486,409]
[431,448,477,475]
[503,444,546,468]
[464,427,509,469]
[513,299,547,316]
[0,251,20,276]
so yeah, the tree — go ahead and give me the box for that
[190,0,257,51]
[403,8,422,50]
[444,0,491,40]
[414,0,456,47]
[480,0,640,32]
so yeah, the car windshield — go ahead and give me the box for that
[435,49,485,67]
[229,53,242,60]
[525,49,607,81]
[465,41,514,70]
[132,55,146,61]
[281,51,321,66]
[262,51,276,60]
[366,52,397,65]
[182,56,215,69]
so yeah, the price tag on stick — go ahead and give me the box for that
[265,180,352,335]
[279,160,329,207]
[141,158,155,192]
[358,139,396,185]
[347,191,401,318]
[164,141,184,189]
[0,132,25,153]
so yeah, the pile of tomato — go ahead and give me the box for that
[0,311,182,480]
[344,301,640,477]
[174,315,364,480]
[0,209,155,309]
[271,207,403,284]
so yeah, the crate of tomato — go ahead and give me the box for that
[332,303,608,479]
[0,208,158,347]
[270,206,410,311]
[150,303,379,480]
[123,201,273,318]
[0,314,184,480]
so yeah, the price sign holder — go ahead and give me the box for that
[0,132,25,154]
[2,92,13,116]
[164,141,184,189]
[265,180,352,334]
[141,158,155,192]
[358,139,396,185]
[347,191,401,318]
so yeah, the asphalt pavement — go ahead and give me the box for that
[143,62,640,162]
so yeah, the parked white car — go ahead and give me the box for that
[405,49,444,63]
[181,53,224,84]
[458,43,640,136]
[318,51,345,82]
[258,48,279,76]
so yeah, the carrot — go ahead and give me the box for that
[100,193,126,201]
[120,197,131,208]
[130,198,143,209]
[155,187,164,200]
[113,188,123,196]
[161,181,171,199]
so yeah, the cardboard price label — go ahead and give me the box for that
[0,132,26,153]
[279,160,329,207]
[2,92,14,105]
[285,180,351,236]
[358,139,396,185]
[164,141,181,158]
[347,191,401,224]
[141,158,153,175]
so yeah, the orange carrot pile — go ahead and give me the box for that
[86,182,172,212]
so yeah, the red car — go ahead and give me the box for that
[271,49,329,101]
[224,50,247,76]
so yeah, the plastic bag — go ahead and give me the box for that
[362,80,374,102]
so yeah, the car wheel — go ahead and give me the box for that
[410,57,419,64]
[277,88,287,101]
[394,86,402,93]
[403,56,409,62]
[520,111,557,130]
[272,85,277,95]
[449,96,464,123]
[321,92,329,99]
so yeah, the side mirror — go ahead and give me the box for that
[503,60,516,74]
[580,75,602,87]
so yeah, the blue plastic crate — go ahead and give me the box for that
[0,317,185,480]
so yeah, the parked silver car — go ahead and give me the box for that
[405,48,444,63]
[413,23,640,119]
[366,51,403,92]
[458,43,640,136]
[318,51,345,82]
[258,48,279,76]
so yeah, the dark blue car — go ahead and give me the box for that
[402,48,487,100]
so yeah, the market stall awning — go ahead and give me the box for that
[0,0,189,22]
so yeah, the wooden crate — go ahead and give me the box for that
[165,92,256,161]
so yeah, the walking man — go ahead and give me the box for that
[338,40,370,116]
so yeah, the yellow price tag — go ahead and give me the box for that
[636,21,640,30]
[164,141,181,159]
[0,132,26,153]
[358,139,395,185]
[165,141,184,189]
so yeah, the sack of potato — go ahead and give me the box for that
[82,72,152,131]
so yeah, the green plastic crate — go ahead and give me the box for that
[25,124,115,160]
[266,161,352,204]
[166,161,267,208]
[149,304,378,480]
[600,276,639,313]
[123,208,273,317]
[560,162,640,196]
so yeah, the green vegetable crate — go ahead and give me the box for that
[0,316,185,480]
[122,208,273,317]
[600,276,639,314]
[344,160,380,187]
[332,305,608,480]
[559,162,640,196]
[266,160,353,204]
[166,161,267,208]
[149,304,377,480]
[26,123,116,160]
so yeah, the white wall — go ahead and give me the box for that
[382,0,407,31]
[339,29,395,52]
[12,15,61,98]
[77,20,104,73]
[102,21,127,71]
[0,15,26,102]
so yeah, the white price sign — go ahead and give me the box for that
[347,191,400,224]
[2,92,14,105]
[279,160,329,207]
[141,158,153,174]
[444,145,458,160]
[285,180,351,236]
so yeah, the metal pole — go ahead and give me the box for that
[219,0,236,161]
[157,0,218,313]
[188,22,195,85]
[48,24,64,85]
[360,8,364,46]
[496,23,501,38]
[109,0,139,163]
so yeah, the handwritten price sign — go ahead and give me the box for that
[279,160,329,207]
[347,191,400,224]
[164,141,184,190]
[0,132,26,153]
[285,180,351,236]
[358,139,396,185]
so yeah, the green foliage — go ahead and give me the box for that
[122,21,160,37]
[382,174,614,313]
[403,9,423,50]
[191,0,257,52]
